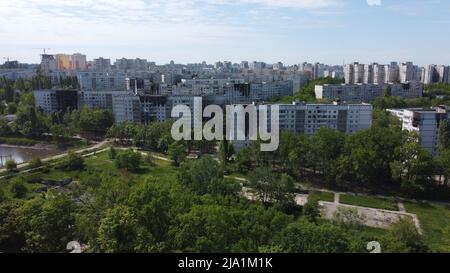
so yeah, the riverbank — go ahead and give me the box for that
[0,143,59,150]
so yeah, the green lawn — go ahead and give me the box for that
[0,150,178,200]
[339,194,399,211]
[308,191,335,203]
[404,202,450,252]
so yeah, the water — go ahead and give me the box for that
[0,145,60,166]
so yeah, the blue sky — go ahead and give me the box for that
[0,0,449,65]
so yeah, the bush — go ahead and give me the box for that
[168,142,187,166]
[0,188,5,202]
[4,160,17,172]
[303,201,320,222]
[10,180,28,199]
[28,158,43,169]
[108,147,117,160]
[62,151,85,171]
[115,149,141,172]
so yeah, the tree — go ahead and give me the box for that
[247,168,295,206]
[336,126,403,190]
[115,149,142,172]
[439,120,450,150]
[17,193,76,252]
[391,132,435,196]
[6,103,17,114]
[303,201,320,223]
[382,218,428,253]
[62,151,85,171]
[168,142,187,166]
[169,202,291,253]
[97,205,149,253]
[235,146,254,173]
[50,124,70,147]
[311,127,345,185]
[108,147,117,159]
[0,201,25,252]
[5,160,17,172]
[127,181,175,248]
[383,85,392,97]
[14,105,49,137]
[0,119,12,136]
[219,140,234,166]
[157,135,173,153]
[178,156,238,195]
[272,219,350,253]
[79,107,114,138]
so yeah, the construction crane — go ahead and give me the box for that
[34,48,51,55]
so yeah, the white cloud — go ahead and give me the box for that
[367,0,382,6]
[219,0,338,9]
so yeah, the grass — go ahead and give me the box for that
[0,150,179,201]
[404,202,450,252]
[308,191,335,203]
[340,194,399,211]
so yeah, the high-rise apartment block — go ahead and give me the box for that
[315,82,423,102]
[388,106,450,156]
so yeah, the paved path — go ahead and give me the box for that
[334,192,340,204]
[319,201,422,234]
[398,201,406,212]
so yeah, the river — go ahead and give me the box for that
[0,145,61,166]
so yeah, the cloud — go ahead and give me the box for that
[367,0,382,6]
[220,0,338,9]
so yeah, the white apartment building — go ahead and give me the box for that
[315,82,423,102]
[422,65,450,84]
[93,58,111,71]
[400,62,421,83]
[388,106,450,156]
[77,71,127,91]
[345,62,422,84]
[231,101,373,151]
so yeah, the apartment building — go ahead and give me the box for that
[77,71,127,91]
[388,106,450,156]
[315,82,423,102]
[231,101,373,150]
[71,53,87,70]
[93,58,111,71]
[422,65,450,84]
[33,89,78,113]
[55,54,71,70]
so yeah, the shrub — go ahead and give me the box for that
[28,158,43,169]
[62,151,85,171]
[108,147,117,160]
[0,188,5,202]
[303,201,320,223]
[115,149,141,172]
[5,160,17,172]
[10,180,28,198]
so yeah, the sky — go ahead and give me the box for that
[0,0,449,65]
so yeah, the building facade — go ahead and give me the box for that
[315,82,423,102]
[388,106,450,156]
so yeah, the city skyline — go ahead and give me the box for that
[1,0,450,66]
